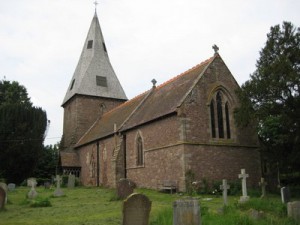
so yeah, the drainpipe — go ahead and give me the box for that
[97,141,100,187]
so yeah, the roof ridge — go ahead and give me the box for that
[156,56,215,90]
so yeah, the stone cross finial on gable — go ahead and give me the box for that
[151,79,157,88]
[212,44,219,54]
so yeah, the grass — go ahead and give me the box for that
[0,187,299,225]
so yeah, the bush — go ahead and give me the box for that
[29,198,52,208]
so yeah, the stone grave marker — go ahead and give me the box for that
[220,179,230,206]
[173,198,201,225]
[67,174,76,188]
[27,179,38,199]
[53,175,64,197]
[0,186,6,210]
[281,187,291,204]
[238,169,249,203]
[122,193,151,225]
[258,177,267,198]
[8,183,16,191]
[0,183,8,204]
[287,201,300,223]
[44,181,51,189]
[27,178,37,187]
[117,178,136,199]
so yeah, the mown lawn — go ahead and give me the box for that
[0,187,298,225]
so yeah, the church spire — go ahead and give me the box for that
[62,9,127,106]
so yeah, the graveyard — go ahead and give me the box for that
[0,184,299,225]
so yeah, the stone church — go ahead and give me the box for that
[59,12,261,191]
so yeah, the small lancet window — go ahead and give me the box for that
[216,92,224,138]
[102,42,107,52]
[70,79,75,90]
[137,136,144,166]
[225,102,231,139]
[210,100,216,138]
[87,40,93,49]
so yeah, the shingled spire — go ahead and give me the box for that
[62,12,127,106]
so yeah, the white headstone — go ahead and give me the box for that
[238,169,249,203]
[27,179,38,199]
[220,179,230,206]
[287,201,300,223]
[259,178,267,198]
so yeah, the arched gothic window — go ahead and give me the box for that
[137,135,144,166]
[216,92,224,138]
[210,100,216,138]
[225,102,231,139]
[209,90,232,139]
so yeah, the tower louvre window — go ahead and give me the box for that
[96,76,107,87]
[70,79,75,90]
[87,40,93,49]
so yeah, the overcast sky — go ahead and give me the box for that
[1,0,299,146]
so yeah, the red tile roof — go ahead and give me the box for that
[60,151,80,167]
[75,55,215,147]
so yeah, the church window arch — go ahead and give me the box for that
[210,100,216,138]
[216,92,224,138]
[209,87,233,140]
[136,133,144,166]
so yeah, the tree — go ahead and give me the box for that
[0,80,48,184]
[235,22,300,180]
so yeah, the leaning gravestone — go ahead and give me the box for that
[67,174,75,188]
[122,193,152,225]
[281,187,291,204]
[0,183,8,204]
[238,169,249,203]
[27,179,38,198]
[117,178,136,199]
[173,198,201,225]
[0,186,6,210]
[220,179,230,206]
[8,183,16,191]
[287,201,300,223]
[53,175,64,197]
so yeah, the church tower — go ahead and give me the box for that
[61,11,127,152]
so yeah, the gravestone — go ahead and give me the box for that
[8,183,16,191]
[258,178,267,198]
[0,186,6,210]
[173,198,201,225]
[53,175,64,197]
[44,181,51,189]
[238,169,249,203]
[117,178,136,199]
[27,178,37,187]
[220,179,230,206]
[281,187,291,204]
[0,183,8,204]
[67,174,75,188]
[27,179,38,199]
[287,201,300,223]
[122,193,151,225]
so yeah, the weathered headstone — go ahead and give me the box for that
[8,183,16,191]
[122,193,151,225]
[220,179,230,206]
[117,178,136,199]
[0,186,6,210]
[281,187,291,204]
[67,174,76,188]
[238,169,249,203]
[173,198,201,225]
[27,178,37,187]
[258,177,267,198]
[44,181,51,189]
[287,201,300,223]
[27,179,38,199]
[53,175,64,197]
[0,183,8,204]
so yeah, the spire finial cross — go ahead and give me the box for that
[94,1,98,11]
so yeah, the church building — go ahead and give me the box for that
[59,11,261,191]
